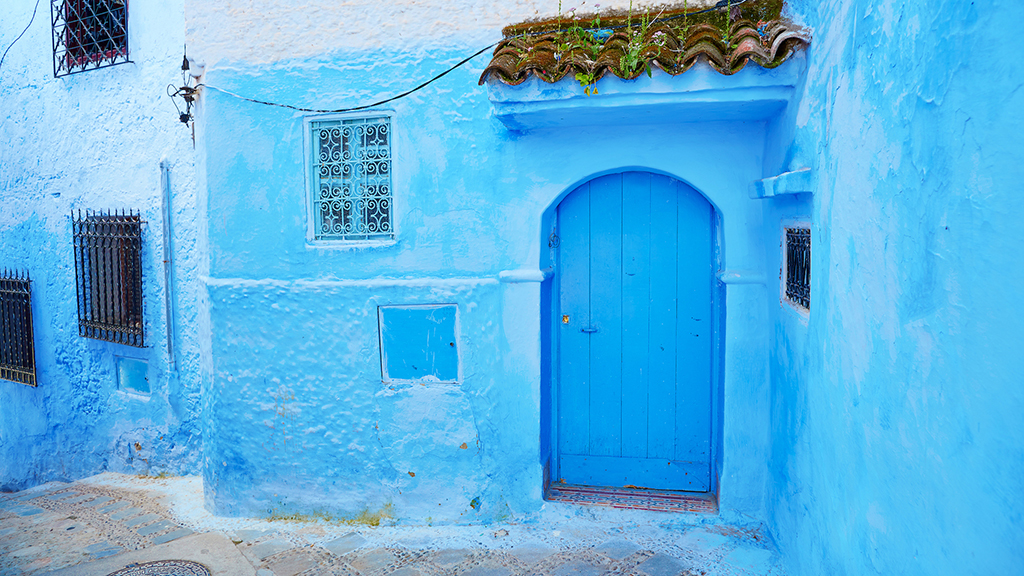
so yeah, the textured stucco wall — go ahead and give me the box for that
[0,0,202,488]
[182,0,718,66]
[10,0,1019,567]
[764,0,1024,574]
[191,31,783,520]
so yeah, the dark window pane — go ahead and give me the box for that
[72,210,145,347]
[0,271,37,386]
[52,0,130,77]
[785,227,810,310]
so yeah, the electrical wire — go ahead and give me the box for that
[0,0,42,75]
[184,0,746,114]
[198,42,499,114]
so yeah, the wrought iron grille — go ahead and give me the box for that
[0,270,37,387]
[311,116,393,241]
[72,210,145,347]
[785,227,811,310]
[51,0,129,77]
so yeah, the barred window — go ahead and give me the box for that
[0,270,37,387]
[784,227,810,310]
[51,0,129,77]
[310,116,393,241]
[72,210,145,347]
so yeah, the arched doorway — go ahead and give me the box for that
[554,171,716,492]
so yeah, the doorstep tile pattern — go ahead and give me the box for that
[546,484,719,514]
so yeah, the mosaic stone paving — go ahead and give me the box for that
[0,475,785,576]
[0,483,194,575]
[232,526,780,576]
[242,539,695,576]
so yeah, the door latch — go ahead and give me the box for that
[581,326,599,333]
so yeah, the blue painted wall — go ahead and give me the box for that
[196,49,785,522]
[764,0,1024,573]
[8,0,1016,567]
[0,0,202,489]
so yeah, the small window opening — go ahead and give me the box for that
[116,356,149,394]
[784,227,811,310]
[72,209,145,347]
[310,116,393,241]
[51,0,129,77]
[0,270,37,387]
[378,304,459,384]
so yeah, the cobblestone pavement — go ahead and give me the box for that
[0,475,786,576]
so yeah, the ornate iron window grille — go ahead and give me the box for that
[51,0,129,77]
[72,210,145,347]
[785,227,811,310]
[311,116,393,241]
[0,270,37,387]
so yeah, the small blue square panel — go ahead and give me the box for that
[116,356,149,394]
[379,304,459,383]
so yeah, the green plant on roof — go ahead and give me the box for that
[515,45,530,64]
[553,1,605,94]
[576,71,598,95]
[510,0,786,93]
[723,0,734,44]
[618,1,663,78]
[556,8,600,54]
[678,0,690,39]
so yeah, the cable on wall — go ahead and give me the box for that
[199,42,499,114]
[0,0,42,75]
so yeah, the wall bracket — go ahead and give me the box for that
[750,167,813,199]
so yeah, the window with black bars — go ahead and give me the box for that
[785,227,811,310]
[72,210,145,347]
[0,270,37,387]
[51,0,129,77]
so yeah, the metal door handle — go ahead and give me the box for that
[581,326,599,333]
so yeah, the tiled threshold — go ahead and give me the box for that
[546,483,718,514]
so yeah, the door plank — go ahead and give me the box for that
[558,182,592,458]
[559,454,709,492]
[647,177,679,460]
[620,172,652,459]
[588,174,624,458]
[673,178,713,470]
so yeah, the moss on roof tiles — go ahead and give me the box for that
[479,0,810,86]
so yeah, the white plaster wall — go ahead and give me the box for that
[0,0,202,487]
[183,0,719,66]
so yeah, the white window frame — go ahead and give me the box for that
[303,111,397,248]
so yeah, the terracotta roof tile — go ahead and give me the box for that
[480,7,810,86]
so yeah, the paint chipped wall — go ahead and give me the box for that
[764,0,1024,573]
[0,0,202,488]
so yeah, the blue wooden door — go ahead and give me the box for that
[557,172,713,492]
